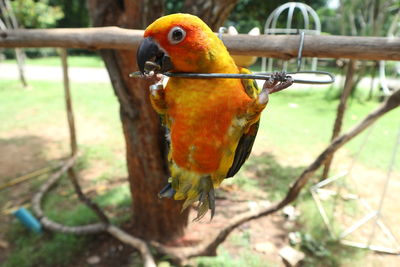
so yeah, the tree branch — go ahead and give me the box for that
[67,167,110,223]
[107,225,156,267]
[31,155,156,267]
[1,28,400,60]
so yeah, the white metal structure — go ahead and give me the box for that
[261,2,321,72]
[311,123,400,254]
[310,10,400,254]
[379,10,400,96]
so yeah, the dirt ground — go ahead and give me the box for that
[1,112,399,266]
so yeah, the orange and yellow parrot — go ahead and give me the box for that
[136,13,291,219]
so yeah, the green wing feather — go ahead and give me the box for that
[226,68,260,178]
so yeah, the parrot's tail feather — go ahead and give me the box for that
[158,183,176,198]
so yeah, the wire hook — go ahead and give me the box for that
[218,27,227,41]
[297,31,305,72]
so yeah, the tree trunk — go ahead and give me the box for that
[322,59,356,180]
[87,0,238,243]
[0,0,28,88]
[87,0,188,243]
[183,0,238,31]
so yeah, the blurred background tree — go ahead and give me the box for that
[321,0,400,179]
[11,0,63,28]
[53,0,89,28]
[227,0,326,33]
[166,0,327,32]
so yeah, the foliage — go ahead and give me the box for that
[227,0,327,33]
[10,0,64,28]
[51,0,90,28]
[316,6,341,35]
[337,0,399,36]
[165,0,184,14]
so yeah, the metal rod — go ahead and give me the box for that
[360,198,400,250]
[340,240,400,255]
[297,31,305,72]
[310,190,336,238]
[339,211,377,239]
[130,70,335,85]
[312,171,348,189]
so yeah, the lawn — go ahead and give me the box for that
[0,77,399,266]
[3,55,105,68]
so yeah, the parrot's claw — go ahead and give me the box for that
[208,187,216,219]
[158,183,175,198]
[258,72,294,105]
[193,181,216,221]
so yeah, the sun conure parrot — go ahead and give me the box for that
[136,13,292,220]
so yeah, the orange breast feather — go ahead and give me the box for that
[166,77,252,174]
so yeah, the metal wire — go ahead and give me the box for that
[129,70,335,85]
[297,31,305,71]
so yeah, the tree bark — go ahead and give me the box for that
[2,28,400,61]
[87,0,188,243]
[183,0,238,31]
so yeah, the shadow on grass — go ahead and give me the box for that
[243,152,305,201]
[0,135,53,180]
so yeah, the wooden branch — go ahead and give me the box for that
[107,226,156,267]
[31,156,76,218]
[31,155,156,267]
[59,48,78,156]
[67,167,110,223]
[1,27,400,60]
[322,59,356,179]
[31,156,107,234]
[40,217,107,234]
[0,27,143,50]
[152,89,400,264]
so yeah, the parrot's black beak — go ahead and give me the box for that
[137,37,173,74]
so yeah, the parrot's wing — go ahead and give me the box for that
[226,68,261,178]
[240,67,261,98]
[226,120,259,178]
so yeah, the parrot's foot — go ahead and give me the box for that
[160,175,216,221]
[158,183,176,198]
[258,72,294,105]
[194,186,215,221]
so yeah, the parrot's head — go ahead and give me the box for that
[137,13,237,74]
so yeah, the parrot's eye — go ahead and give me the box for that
[168,26,186,44]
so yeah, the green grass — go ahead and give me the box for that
[226,86,398,266]
[4,223,89,267]
[259,87,400,171]
[295,198,366,267]
[0,79,128,267]
[197,247,265,267]
[3,55,105,68]
[1,78,398,266]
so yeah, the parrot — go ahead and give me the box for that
[136,13,292,220]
